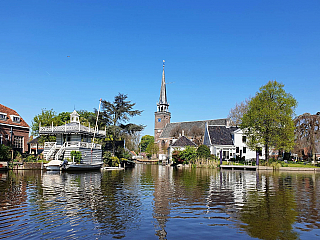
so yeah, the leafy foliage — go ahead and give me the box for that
[146,142,159,157]
[70,151,82,163]
[240,81,297,162]
[100,93,144,155]
[0,144,11,161]
[197,145,211,159]
[139,135,154,152]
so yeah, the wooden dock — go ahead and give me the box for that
[220,165,257,170]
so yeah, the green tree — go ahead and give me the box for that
[0,144,11,161]
[70,151,82,163]
[31,109,60,144]
[100,93,144,155]
[31,109,60,136]
[240,81,297,162]
[146,142,159,158]
[139,135,154,152]
[197,145,211,159]
[179,146,197,164]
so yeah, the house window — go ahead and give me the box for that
[5,134,9,140]
[236,147,239,153]
[242,136,246,143]
[10,115,20,123]
[14,136,23,149]
[0,113,7,120]
[243,147,246,154]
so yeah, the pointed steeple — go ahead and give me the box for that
[157,60,169,112]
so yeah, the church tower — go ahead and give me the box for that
[154,60,171,144]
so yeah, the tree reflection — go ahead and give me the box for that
[239,175,299,240]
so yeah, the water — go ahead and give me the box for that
[1,165,320,240]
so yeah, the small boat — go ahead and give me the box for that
[62,161,103,171]
[44,160,63,171]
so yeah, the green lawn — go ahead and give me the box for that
[285,163,320,168]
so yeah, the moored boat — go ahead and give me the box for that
[44,160,63,171]
[62,162,103,171]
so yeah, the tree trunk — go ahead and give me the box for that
[265,144,269,162]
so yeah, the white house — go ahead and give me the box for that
[203,122,264,161]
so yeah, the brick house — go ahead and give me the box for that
[0,104,29,153]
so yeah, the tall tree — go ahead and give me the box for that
[139,135,154,152]
[228,99,250,126]
[294,113,320,158]
[240,81,297,162]
[100,93,144,155]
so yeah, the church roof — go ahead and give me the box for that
[158,61,168,105]
[160,118,229,139]
[171,135,197,147]
[207,126,239,145]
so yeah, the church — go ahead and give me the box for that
[154,62,263,161]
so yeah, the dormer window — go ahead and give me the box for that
[10,115,20,123]
[0,113,7,121]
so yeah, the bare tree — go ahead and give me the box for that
[189,126,204,146]
[228,99,250,126]
[294,113,320,158]
[170,125,183,138]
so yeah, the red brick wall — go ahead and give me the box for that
[0,125,29,153]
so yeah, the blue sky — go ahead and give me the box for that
[1,0,319,136]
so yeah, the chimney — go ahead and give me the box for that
[182,130,185,136]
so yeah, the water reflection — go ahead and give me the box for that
[1,167,320,239]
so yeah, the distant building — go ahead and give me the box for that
[0,104,29,153]
[153,63,262,161]
[203,123,263,160]
[40,110,106,163]
[167,135,197,161]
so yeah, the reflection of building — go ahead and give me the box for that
[152,165,173,240]
[40,110,106,163]
[0,104,29,153]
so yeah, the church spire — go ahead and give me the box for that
[157,60,169,112]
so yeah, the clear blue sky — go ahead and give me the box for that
[1,0,319,136]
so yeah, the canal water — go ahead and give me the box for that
[1,165,320,240]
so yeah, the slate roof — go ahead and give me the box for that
[171,135,197,147]
[0,104,29,128]
[207,126,239,145]
[160,118,228,138]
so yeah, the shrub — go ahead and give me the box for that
[70,151,82,163]
[197,145,211,159]
[0,145,11,161]
[25,155,36,162]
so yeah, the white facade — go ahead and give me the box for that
[203,124,264,161]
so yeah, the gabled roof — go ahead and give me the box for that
[160,118,228,138]
[171,135,197,147]
[207,126,239,145]
[0,104,29,128]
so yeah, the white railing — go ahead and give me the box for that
[46,143,57,161]
[39,124,106,136]
[44,142,56,148]
[55,142,67,160]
